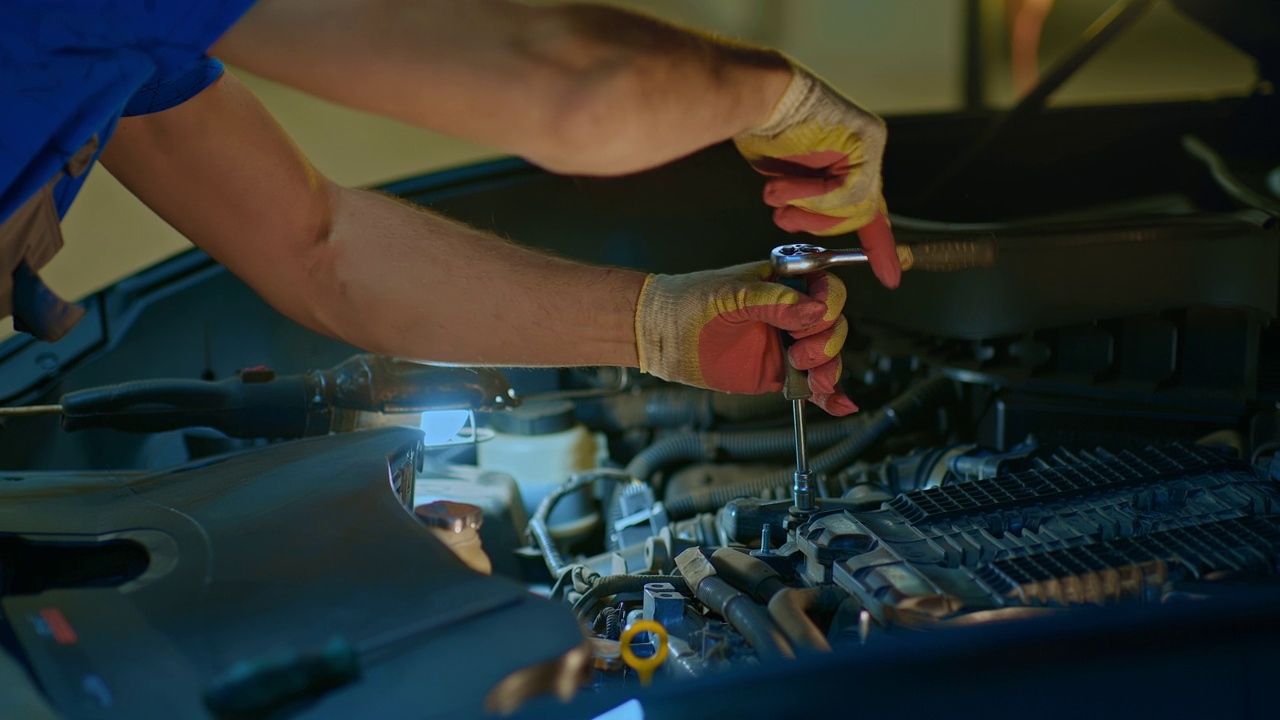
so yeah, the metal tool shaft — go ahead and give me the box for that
[791,399,808,474]
[0,404,63,417]
[776,273,817,515]
[791,398,814,512]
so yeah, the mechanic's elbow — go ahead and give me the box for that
[290,187,429,358]
[531,88,642,175]
[295,251,399,358]
[524,76,646,176]
[288,184,355,341]
[514,8,657,175]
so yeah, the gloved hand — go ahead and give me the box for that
[734,62,901,289]
[634,263,856,416]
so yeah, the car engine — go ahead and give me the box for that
[502,348,1280,693]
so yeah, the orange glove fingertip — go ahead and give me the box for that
[857,212,901,289]
[813,391,858,417]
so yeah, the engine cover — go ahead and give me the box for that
[795,443,1280,626]
[0,428,585,719]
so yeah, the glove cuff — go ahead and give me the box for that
[634,272,708,388]
[738,62,819,140]
[634,273,658,374]
[734,63,885,153]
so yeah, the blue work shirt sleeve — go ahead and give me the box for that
[123,57,226,117]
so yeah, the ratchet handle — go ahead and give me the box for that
[782,356,810,401]
[775,277,813,402]
[897,237,997,272]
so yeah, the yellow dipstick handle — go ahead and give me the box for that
[618,620,670,686]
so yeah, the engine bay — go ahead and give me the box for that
[502,351,1280,698]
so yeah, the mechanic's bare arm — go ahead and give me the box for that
[101,72,645,366]
[210,0,791,175]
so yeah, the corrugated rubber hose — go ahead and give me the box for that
[663,377,953,520]
[576,387,788,432]
[626,414,867,485]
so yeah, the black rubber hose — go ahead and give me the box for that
[692,576,792,662]
[828,597,867,648]
[709,549,836,653]
[576,388,788,433]
[664,377,953,520]
[625,413,871,485]
[526,517,566,579]
[709,548,788,603]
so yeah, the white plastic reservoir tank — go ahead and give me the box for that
[478,400,601,538]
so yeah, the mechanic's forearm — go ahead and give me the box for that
[213,0,791,175]
[312,186,645,366]
[526,3,793,173]
[101,70,642,367]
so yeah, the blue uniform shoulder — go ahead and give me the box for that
[0,1,256,221]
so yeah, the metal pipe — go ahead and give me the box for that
[792,400,809,475]
[0,404,62,417]
[791,399,814,513]
[963,0,985,112]
[1182,135,1280,217]
[916,0,1160,206]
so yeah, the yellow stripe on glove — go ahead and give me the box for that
[734,61,901,289]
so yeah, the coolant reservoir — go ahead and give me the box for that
[478,400,600,538]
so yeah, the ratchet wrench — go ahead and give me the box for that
[771,238,997,277]
[772,236,996,517]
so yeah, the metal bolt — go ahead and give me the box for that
[750,524,776,557]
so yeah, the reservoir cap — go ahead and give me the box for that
[484,400,575,436]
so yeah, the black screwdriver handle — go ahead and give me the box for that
[59,374,319,437]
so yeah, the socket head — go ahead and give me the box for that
[770,244,827,277]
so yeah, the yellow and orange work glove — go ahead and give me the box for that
[734,61,901,289]
[634,263,856,416]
